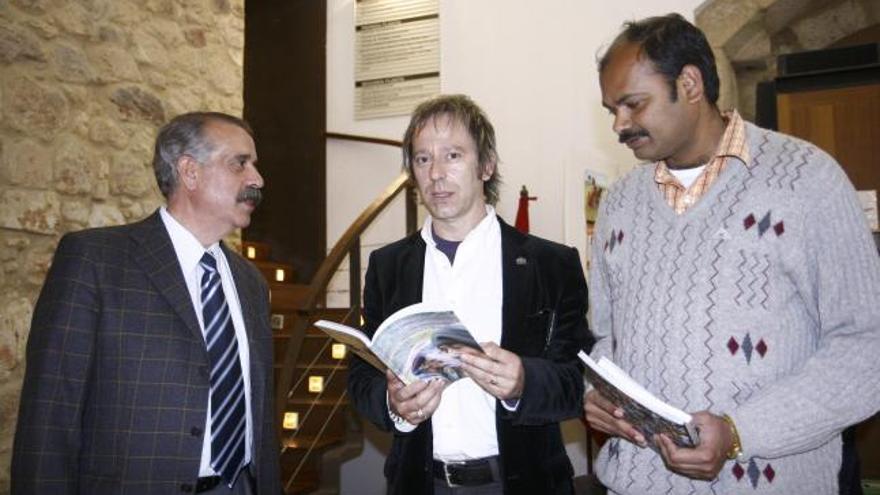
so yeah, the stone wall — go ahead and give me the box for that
[0,0,244,491]
[697,0,880,121]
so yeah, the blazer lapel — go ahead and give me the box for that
[500,219,531,348]
[130,210,204,344]
[397,234,426,308]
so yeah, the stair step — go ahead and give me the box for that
[241,241,271,261]
[270,284,312,311]
[274,334,350,365]
[282,433,345,451]
[270,308,357,332]
[279,405,348,438]
[255,261,296,284]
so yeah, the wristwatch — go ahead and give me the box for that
[721,414,746,462]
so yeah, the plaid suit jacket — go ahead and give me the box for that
[12,210,281,494]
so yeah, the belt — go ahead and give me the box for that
[195,475,222,493]
[432,457,498,487]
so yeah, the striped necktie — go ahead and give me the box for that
[199,252,246,486]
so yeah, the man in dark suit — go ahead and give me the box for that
[12,112,281,494]
[347,94,590,494]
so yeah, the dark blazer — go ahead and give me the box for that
[347,218,590,495]
[11,210,281,494]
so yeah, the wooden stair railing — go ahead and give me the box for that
[266,133,416,493]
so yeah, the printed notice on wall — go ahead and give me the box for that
[355,0,439,119]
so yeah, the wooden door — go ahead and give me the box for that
[777,83,880,193]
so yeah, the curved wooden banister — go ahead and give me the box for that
[301,172,409,308]
[275,134,415,428]
[325,132,402,149]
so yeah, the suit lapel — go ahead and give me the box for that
[500,219,531,348]
[398,234,426,308]
[130,210,204,344]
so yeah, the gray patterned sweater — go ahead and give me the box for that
[589,121,880,494]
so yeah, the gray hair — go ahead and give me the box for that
[152,111,253,198]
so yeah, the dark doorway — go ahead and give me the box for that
[244,0,327,283]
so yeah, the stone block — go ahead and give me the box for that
[54,136,101,195]
[60,197,91,227]
[50,2,93,37]
[89,118,130,149]
[0,139,54,188]
[0,293,34,377]
[2,76,68,137]
[23,17,59,40]
[696,0,761,47]
[184,28,207,48]
[10,0,50,14]
[54,44,97,84]
[110,153,153,198]
[110,86,165,125]
[791,1,872,50]
[91,45,142,83]
[145,19,185,49]
[0,24,46,64]
[0,188,61,235]
[87,202,125,228]
[131,28,168,68]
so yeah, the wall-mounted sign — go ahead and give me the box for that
[355,0,439,119]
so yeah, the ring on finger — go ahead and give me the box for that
[416,407,424,419]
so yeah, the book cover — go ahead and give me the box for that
[579,350,700,448]
[315,302,483,385]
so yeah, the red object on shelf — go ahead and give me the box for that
[514,185,537,234]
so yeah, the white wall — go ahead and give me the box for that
[329,1,705,493]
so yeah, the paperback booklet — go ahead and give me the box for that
[579,350,700,448]
[314,302,484,385]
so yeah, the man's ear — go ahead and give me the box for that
[177,155,201,191]
[678,64,704,104]
[480,156,496,181]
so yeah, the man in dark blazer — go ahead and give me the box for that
[12,112,281,494]
[347,95,590,494]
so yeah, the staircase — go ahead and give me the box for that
[241,151,416,493]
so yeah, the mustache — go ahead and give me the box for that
[618,128,649,143]
[236,186,262,207]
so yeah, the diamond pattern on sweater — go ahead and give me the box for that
[763,464,775,483]
[756,338,768,357]
[742,333,754,363]
[774,221,785,236]
[757,212,772,237]
[747,459,761,488]
[727,337,739,355]
[732,462,745,481]
[744,213,756,230]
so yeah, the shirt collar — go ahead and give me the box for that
[654,109,751,186]
[159,207,220,275]
[421,205,496,248]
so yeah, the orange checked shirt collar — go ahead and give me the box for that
[654,110,750,214]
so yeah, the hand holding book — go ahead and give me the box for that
[580,351,700,449]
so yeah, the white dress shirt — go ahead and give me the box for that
[160,207,253,477]
[420,206,504,461]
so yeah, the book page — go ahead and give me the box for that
[580,351,698,448]
[371,302,482,384]
[313,320,388,373]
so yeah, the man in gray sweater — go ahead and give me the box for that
[583,13,880,494]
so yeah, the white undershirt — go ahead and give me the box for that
[420,206,503,461]
[668,164,706,189]
[160,207,253,477]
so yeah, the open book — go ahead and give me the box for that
[579,351,700,448]
[315,302,483,385]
